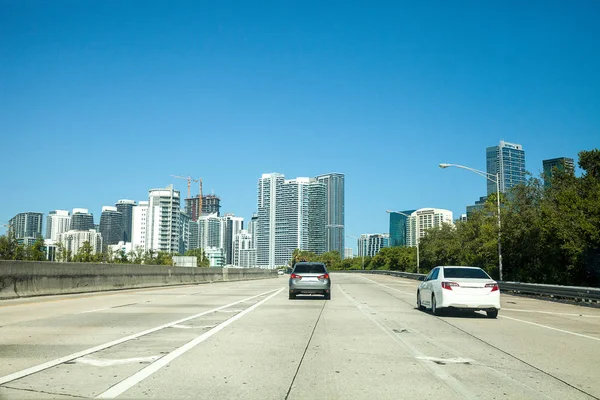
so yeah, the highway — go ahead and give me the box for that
[0,273,599,400]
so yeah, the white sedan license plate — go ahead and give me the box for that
[303,277,318,282]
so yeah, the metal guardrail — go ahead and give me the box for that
[335,269,600,303]
[339,269,425,281]
[498,281,600,303]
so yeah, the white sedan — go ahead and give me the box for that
[416,266,501,318]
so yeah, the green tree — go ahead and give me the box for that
[184,248,210,267]
[73,241,95,263]
[142,249,157,265]
[155,251,173,266]
[289,249,318,268]
[0,233,26,260]
[371,246,417,272]
[318,251,342,270]
[26,237,47,261]
[128,246,145,264]
[56,242,72,262]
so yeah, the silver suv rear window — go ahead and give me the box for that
[293,263,326,274]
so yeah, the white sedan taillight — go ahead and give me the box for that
[441,282,459,290]
[485,283,499,292]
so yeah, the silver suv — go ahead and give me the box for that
[288,262,331,300]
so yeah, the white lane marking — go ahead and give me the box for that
[499,315,600,342]
[0,288,281,386]
[416,356,474,364]
[171,325,194,329]
[338,285,476,400]
[502,308,600,318]
[78,307,112,314]
[360,276,415,295]
[198,325,217,330]
[75,356,160,367]
[96,287,284,399]
[217,309,243,313]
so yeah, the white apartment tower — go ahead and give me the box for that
[256,173,285,268]
[131,201,148,251]
[256,173,326,268]
[221,214,244,265]
[58,230,103,256]
[46,210,71,241]
[145,186,180,253]
[233,230,256,268]
[407,208,454,247]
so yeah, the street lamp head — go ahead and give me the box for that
[439,163,450,168]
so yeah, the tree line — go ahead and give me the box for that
[0,236,210,267]
[289,149,600,287]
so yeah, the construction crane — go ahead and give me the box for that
[171,175,198,199]
[171,175,204,220]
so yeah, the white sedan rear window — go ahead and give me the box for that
[443,268,490,279]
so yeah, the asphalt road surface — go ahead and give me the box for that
[0,273,599,399]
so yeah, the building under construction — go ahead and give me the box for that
[185,194,221,221]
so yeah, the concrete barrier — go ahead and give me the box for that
[0,261,277,300]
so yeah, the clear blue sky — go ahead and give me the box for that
[1,1,599,247]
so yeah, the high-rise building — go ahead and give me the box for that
[256,173,328,268]
[205,247,225,267]
[486,141,526,195]
[248,213,258,251]
[543,157,575,187]
[99,206,124,251]
[221,214,244,265]
[256,173,285,268]
[388,209,417,247]
[185,196,200,221]
[202,194,221,216]
[116,200,136,242]
[316,173,345,257]
[307,181,327,255]
[189,220,199,250]
[131,201,148,251]
[8,212,43,239]
[276,177,310,263]
[233,230,256,268]
[197,213,222,250]
[46,210,71,241]
[466,196,488,217]
[358,233,389,257]
[344,248,353,259]
[70,208,95,231]
[407,208,454,247]
[185,194,222,221]
[145,186,180,253]
[179,211,191,255]
[58,229,102,257]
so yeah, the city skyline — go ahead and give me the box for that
[2,153,588,256]
[2,2,598,243]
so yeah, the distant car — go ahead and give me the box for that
[289,262,331,300]
[278,270,284,275]
[416,266,500,318]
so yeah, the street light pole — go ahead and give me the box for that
[439,163,503,281]
[386,210,419,274]
[346,235,364,270]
